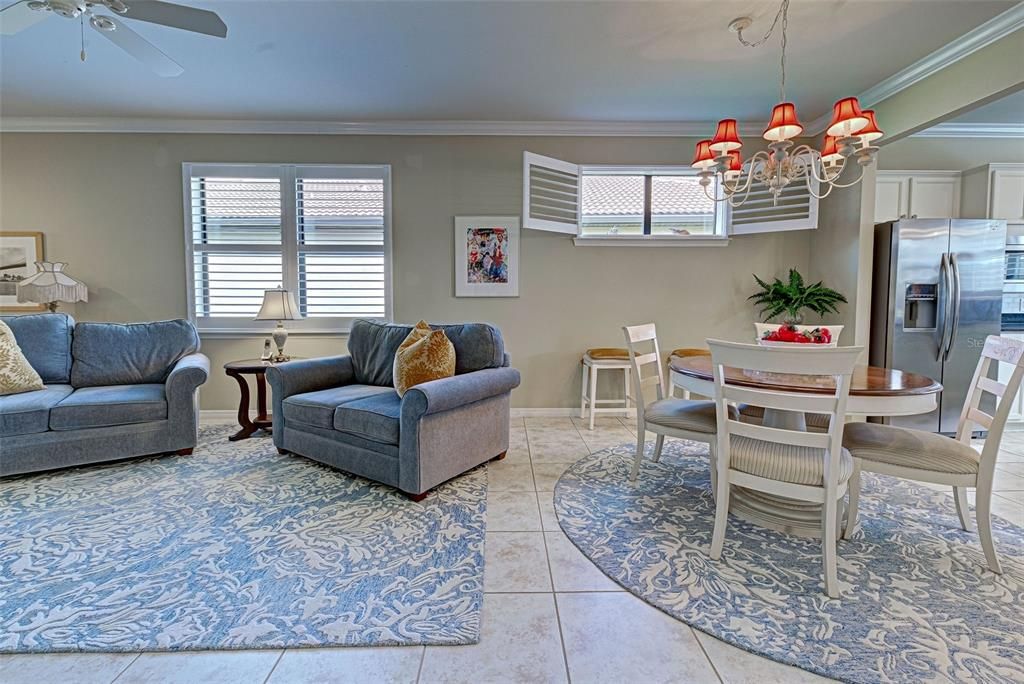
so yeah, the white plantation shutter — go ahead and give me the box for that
[295,167,387,319]
[184,163,391,332]
[727,171,819,235]
[523,151,580,235]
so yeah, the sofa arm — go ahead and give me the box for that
[402,366,521,422]
[166,352,210,404]
[265,355,355,400]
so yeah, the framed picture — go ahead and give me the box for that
[454,216,519,297]
[0,232,45,313]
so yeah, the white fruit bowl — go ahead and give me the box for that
[754,323,842,348]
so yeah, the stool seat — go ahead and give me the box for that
[668,347,710,359]
[585,347,630,361]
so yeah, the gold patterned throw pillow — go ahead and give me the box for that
[0,320,44,396]
[393,320,456,397]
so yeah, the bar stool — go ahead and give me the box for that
[580,348,632,431]
[667,347,710,399]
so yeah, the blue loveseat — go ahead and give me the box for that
[0,313,210,477]
[267,319,520,499]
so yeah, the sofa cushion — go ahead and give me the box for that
[71,319,200,388]
[0,384,73,436]
[348,318,505,386]
[282,384,394,429]
[50,384,167,431]
[0,313,74,384]
[334,391,402,445]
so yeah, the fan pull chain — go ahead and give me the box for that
[80,13,86,62]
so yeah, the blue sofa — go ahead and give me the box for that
[267,319,520,499]
[0,313,210,477]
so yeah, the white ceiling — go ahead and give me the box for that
[0,0,1016,124]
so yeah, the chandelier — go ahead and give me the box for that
[692,0,883,206]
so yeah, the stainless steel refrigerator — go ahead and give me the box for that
[870,219,1006,433]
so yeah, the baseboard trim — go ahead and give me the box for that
[200,410,239,422]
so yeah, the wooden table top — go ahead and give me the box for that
[670,355,942,397]
[223,358,301,372]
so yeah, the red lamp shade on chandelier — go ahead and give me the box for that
[856,110,884,143]
[826,96,869,138]
[691,139,717,169]
[724,150,743,181]
[762,102,803,141]
[710,119,743,153]
[820,135,843,166]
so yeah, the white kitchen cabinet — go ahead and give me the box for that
[875,171,960,222]
[998,333,1024,423]
[991,166,1024,223]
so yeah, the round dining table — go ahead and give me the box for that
[669,355,943,537]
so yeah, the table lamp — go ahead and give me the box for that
[256,287,300,362]
[16,262,88,312]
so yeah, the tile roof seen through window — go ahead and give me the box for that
[200,179,383,218]
[582,175,712,217]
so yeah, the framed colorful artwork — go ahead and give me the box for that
[0,232,46,313]
[454,216,519,297]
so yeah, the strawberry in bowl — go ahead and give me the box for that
[759,324,834,347]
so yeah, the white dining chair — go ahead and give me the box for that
[707,339,863,598]
[843,335,1024,575]
[622,324,735,482]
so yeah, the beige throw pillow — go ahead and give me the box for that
[393,320,456,397]
[0,320,45,396]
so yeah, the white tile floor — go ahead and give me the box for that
[3,416,1023,684]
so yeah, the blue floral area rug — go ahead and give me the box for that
[554,440,1024,684]
[0,425,486,653]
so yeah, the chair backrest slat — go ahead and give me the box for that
[728,419,832,449]
[958,337,1024,474]
[622,324,668,414]
[725,385,843,414]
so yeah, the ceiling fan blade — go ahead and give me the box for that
[0,0,49,35]
[118,0,226,38]
[92,15,184,77]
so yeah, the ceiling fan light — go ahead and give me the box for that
[90,14,116,30]
[762,102,803,142]
[857,109,884,143]
[709,118,742,153]
[820,135,843,165]
[691,139,717,170]
[826,97,869,138]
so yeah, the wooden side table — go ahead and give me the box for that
[224,359,276,441]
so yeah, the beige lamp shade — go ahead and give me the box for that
[255,287,300,321]
[16,262,88,305]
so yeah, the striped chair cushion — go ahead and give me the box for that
[729,435,854,486]
[738,404,831,432]
[644,399,736,434]
[842,422,980,475]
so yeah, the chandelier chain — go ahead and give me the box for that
[736,0,790,103]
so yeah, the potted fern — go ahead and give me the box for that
[748,268,847,346]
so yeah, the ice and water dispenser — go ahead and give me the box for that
[904,283,937,331]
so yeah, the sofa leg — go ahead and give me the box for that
[174,448,194,456]
[406,491,429,502]
[492,451,507,461]
[277,448,289,455]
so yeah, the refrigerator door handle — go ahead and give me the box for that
[945,252,962,362]
[937,252,952,362]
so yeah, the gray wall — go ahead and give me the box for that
[879,136,1024,171]
[0,132,817,409]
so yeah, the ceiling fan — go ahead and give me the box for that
[0,0,227,77]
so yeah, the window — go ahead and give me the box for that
[579,169,720,238]
[184,163,391,333]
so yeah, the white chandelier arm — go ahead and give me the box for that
[826,164,868,189]
[804,169,836,200]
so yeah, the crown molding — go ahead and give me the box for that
[0,116,767,137]
[911,122,1024,138]
[805,3,1024,135]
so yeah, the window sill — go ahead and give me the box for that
[197,328,350,339]
[572,236,730,247]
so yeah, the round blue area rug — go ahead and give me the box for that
[554,440,1024,684]
[0,425,486,653]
